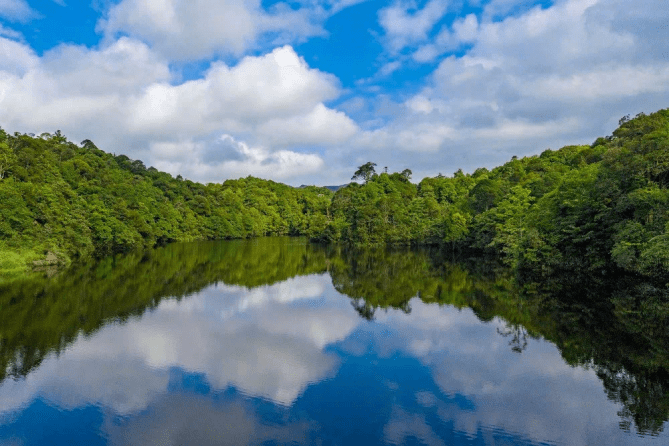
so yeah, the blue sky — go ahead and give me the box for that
[0,0,668,185]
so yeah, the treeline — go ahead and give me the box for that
[315,109,669,282]
[0,130,331,273]
[2,109,669,281]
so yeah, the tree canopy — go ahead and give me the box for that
[351,162,377,183]
[0,131,332,274]
[315,109,669,284]
[2,108,669,286]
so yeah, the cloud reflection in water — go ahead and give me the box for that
[0,273,663,445]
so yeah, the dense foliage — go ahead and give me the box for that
[316,109,669,282]
[2,110,668,434]
[2,108,669,283]
[0,129,331,274]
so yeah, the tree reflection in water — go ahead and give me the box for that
[0,238,667,435]
[497,324,529,354]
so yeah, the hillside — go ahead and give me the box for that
[314,109,669,282]
[0,131,332,274]
[2,109,669,282]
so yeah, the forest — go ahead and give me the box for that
[1,108,669,283]
[317,109,669,283]
[0,129,332,274]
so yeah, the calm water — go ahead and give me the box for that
[0,237,667,445]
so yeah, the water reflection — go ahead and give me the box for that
[1,274,354,413]
[0,238,667,445]
[0,237,328,382]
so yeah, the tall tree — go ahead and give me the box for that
[351,162,377,183]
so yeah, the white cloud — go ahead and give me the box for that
[411,44,441,63]
[0,42,354,184]
[0,23,22,39]
[215,146,324,182]
[0,35,37,75]
[100,0,257,59]
[530,65,669,100]
[379,0,450,53]
[150,134,326,183]
[430,0,669,108]
[0,37,169,134]
[124,46,342,137]
[0,0,35,22]
[352,0,669,180]
[453,13,478,42]
[99,0,335,60]
[257,103,359,147]
[357,121,455,153]
[42,38,171,96]
[405,95,437,114]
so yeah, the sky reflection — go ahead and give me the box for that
[0,273,663,445]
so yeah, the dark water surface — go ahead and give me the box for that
[0,238,667,445]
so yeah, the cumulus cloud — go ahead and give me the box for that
[0,35,37,75]
[0,37,169,135]
[99,0,337,60]
[100,0,260,59]
[352,0,669,179]
[357,122,456,153]
[378,0,450,54]
[0,0,35,22]
[123,46,343,137]
[257,103,359,147]
[151,134,325,183]
[0,41,355,184]
[529,65,669,100]
[1,0,667,186]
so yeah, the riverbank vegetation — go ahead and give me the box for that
[0,129,331,274]
[1,109,669,283]
[317,109,669,283]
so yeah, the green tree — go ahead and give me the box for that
[0,142,17,179]
[485,185,534,267]
[442,207,470,252]
[351,162,377,183]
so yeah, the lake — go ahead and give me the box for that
[0,237,667,445]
